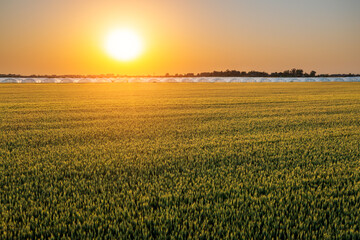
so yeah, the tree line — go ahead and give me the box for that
[173,69,358,78]
[1,69,359,78]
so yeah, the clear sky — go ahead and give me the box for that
[1,0,359,75]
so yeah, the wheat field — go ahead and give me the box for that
[1,83,360,239]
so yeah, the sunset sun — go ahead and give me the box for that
[105,29,143,61]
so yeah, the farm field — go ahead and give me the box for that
[1,83,360,239]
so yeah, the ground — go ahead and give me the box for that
[1,83,360,239]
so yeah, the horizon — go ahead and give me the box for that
[1,0,360,75]
[1,68,360,78]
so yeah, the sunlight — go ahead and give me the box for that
[105,28,143,61]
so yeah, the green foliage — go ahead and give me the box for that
[0,83,360,239]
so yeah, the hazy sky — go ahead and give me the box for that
[1,0,359,75]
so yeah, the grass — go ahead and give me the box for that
[1,83,360,239]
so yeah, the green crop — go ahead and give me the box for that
[1,83,359,239]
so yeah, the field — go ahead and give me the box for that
[1,83,360,239]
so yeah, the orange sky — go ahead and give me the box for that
[1,0,359,75]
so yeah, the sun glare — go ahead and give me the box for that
[105,29,143,61]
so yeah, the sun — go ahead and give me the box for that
[105,29,143,61]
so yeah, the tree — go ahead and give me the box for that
[295,69,304,77]
[283,70,290,77]
[310,71,316,77]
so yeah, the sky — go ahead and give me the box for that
[1,0,359,75]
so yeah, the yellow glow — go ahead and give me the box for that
[105,29,143,61]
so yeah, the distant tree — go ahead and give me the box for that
[295,69,304,77]
[310,71,316,77]
[271,72,280,77]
